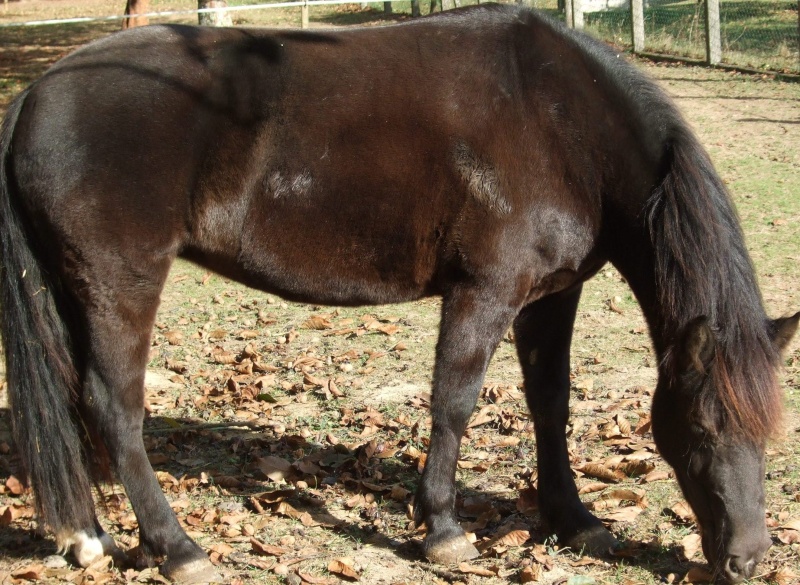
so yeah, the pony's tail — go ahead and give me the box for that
[0,90,96,540]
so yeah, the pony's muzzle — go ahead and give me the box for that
[720,535,770,584]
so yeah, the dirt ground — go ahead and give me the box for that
[0,3,799,584]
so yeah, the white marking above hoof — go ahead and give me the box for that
[55,529,121,567]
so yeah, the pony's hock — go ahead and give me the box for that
[0,4,797,583]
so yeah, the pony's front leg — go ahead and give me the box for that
[513,286,617,554]
[415,286,520,564]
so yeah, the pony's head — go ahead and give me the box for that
[652,313,798,583]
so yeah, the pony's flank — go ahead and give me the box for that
[647,127,782,442]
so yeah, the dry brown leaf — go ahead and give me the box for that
[494,529,530,548]
[303,315,334,330]
[781,517,800,531]
[682,566,713,583]
[251,538,287,557]
[671,501,696,523]
[298,569,334,584]
[642,470,670,483]
[578,482,609,495]
[213,350,237,364]
[681,533,702,560]
[771,567,799,585]
[376,323,400,335]
[516,486,538,514]
[458,562,497,577]
[777,529,800,544]
[163,330,183,346]
[520,565,541,583]
[620,460,656,477]
[208,329,228,341]
[11,564,45,580]
[602,506,644,523]
[634,416,652,436]
[5,476,24,496]
[599,488,647,507]
[256,456,293,482]
[577,463,623,483]
[478,527,530,552]
[328,558,360,581]
[468,405,498,429]
[615,414,631,436]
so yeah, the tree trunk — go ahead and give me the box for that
[122,0,150,29]
[198,0,232,26]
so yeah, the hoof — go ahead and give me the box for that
[565,525,619,556]
[424,535,480,565]
[162,558,223,584]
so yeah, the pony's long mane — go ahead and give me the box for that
[543,9,783,442]
[646,127,782,441]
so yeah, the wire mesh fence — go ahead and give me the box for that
[719,0,798,72]
[577,0,798,73]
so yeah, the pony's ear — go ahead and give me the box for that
[678,316,716,374]
[769,311,800,354]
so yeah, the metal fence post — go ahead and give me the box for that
[631,0,645,53]
[301,0,308,28]
[705,0,721,64]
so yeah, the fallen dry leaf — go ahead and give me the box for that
[602,506,644,523]
[328,558,360,581]
[577,463,623,483]
[251,538,287,557]
[298,569,334,584]
[681,533,702,560]
[770,567,799,585]
[458,562,497,577]
[520,564,541,583]
[642,470,670,483]
[303,315,334,330]
[682,566,713,583]
[780,517,800,531]
[256,456,293,482]
[5,476,25,496]
[11,564,45,580]
[671,501,696,523]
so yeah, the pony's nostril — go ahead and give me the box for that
[724,555,756,583]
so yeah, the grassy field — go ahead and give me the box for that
[0,4,799,584]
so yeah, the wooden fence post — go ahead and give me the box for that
[411,0,421,16]
[565,0,574,28]
[301,0,309,28]
[630,0,645,53]
[573,0,584,30]
[705,0,721,64]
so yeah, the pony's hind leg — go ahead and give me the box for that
[76,256,219,583]
[513,286,617,555]
[415,285,521,564]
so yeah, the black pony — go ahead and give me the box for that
[1,5,796,583]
